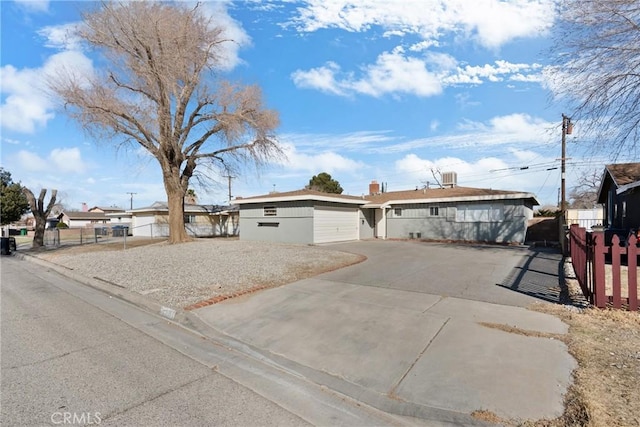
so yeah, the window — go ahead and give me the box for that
[455,204,504,222]
[263,206,277,217]
[429,206,440,217]
[184,214,196,224]
[394,208,402,217]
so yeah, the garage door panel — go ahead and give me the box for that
[314,207,358,243]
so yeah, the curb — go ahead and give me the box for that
[13,251,186,323]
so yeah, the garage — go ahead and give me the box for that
[313,206,359,243]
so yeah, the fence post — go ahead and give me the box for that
[628,235,638,311]
[592,231,606,308]
[611,235,622,309]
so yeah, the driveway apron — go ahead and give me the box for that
[195,241,576,423]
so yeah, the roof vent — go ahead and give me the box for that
[441,171,457,188]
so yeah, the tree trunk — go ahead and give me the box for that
[164,178,190,244]
[32,219,46,249]
[23,188,56,250]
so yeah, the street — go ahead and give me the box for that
[1,257,310,426]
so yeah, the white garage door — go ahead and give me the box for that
[313,206,358,243]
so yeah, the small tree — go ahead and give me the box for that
[51,2,281,244]
[23,188,57,249]
[0,168,29,228]
[569,170,601,209]
[550,0,640,157]
[307,172,343,194]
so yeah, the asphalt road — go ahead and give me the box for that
[1,256,310,426]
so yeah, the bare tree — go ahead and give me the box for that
[23,188,57,249]
[51,2,281,243]
[569,170,601,209]
[549,0,640,158]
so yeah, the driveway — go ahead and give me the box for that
[195,240,575,424]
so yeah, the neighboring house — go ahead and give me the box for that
[235,178,539,245]
[566,208,603,231]
[129,201,238,237]
[58,211,110,228]
[597,162,640,232]
[88,206,126,215]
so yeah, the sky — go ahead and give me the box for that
[0,0,633,211]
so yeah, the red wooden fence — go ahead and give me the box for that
[569,224,639,311]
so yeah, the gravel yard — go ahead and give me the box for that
[35,239,364,309]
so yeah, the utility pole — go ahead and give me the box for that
[560,114,572,254]
[561,114,572,219]
[222,175,235,204]
[126,192,137,210]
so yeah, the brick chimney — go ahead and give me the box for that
[369,180,380,195]
[81,202,88,212]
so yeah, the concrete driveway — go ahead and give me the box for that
[195,241,575,425]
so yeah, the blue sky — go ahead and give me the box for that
[0,0,628,210]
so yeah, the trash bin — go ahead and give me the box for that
[112,225,127,237]
[1,237,11,255]
[20,228,27,236]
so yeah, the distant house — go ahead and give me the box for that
[88,206,126,214]
[597,162,640,233]
[128,202,238,237]
[58,211,110,228]
[235,177,538,245]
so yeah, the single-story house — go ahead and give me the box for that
[235,179,539,245]
[88,205,126,214]
[597,162,640,232]
[129,201,238,237]
[58,211,110,228]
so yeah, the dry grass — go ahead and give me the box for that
[524,304,640,427]
[472,277,640,427]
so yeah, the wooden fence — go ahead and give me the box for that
[569,224,639,311]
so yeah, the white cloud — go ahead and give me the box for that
[367,113,554,153]
[200,1,252,71]
[392,151,560,199]
[15,151,49,172]
[291,62,346,96]
[290,0,555,50]
[292,50,443,97]
[37,23,83,51]
[292,50,543,98]
[13,0,49,13]
[50,148,87,173]
[14,148,87,174]
[1,50,93,134]
[276,143,365,174]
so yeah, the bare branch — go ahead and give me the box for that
[50,2,281,243]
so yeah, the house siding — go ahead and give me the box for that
[386,200,530,243]
[239,201,315,244]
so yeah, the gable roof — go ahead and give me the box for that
[363,186,538,206]
[234,186,539,207]
[234,189,366,205]
[128,202,236,214]
[89,206,125,213]
[59,211,109,220]
[597,162,640,203]
[605,163,640,187]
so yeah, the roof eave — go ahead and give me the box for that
[234,194,367,205]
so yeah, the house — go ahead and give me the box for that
[235,178,539,245]
[129,201,238,237]
[58,211,110,228]
[596,162,640,232]
[88,205,126,214]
